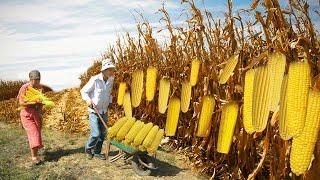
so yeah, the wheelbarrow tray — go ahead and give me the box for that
[110,139,136,154]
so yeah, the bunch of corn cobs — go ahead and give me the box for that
[107,116,164,154]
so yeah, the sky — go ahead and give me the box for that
[0,0,319,91]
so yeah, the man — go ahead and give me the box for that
[80,59,115,160]
[17,70,44,165]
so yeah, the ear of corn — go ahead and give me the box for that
[286,61,311,137]
[22,86,54,108]
[133,122,153,146]
[196,96,215,137]
[180,82,192,113]
[142,125,159,148]
[268,52,286,112]
[165,97,181,136]
[107,117,128,139]
[123,92,132,117]
[131,70,144,107]
[147,129,164,154]
[116,117,136,141]
[279,75,291,140]
[117,82,127,105]
[138,145,147,151]
[158,77,171,114]
[219,54,239,84]
[146,66,158,101]
[290,89,320,175]
[243,69,255,134]
[217,102,239,154]
[190,59,201,86]
[124,120,144,144]
[252,65,272,132]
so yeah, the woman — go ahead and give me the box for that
[17,70,44,165]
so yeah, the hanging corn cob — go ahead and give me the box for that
[142,125,159,148]
[286,61,311,137]
[165,97,181,136]
[290,89,320,175]
[217,102,239,154]
[131,70,144,107]
[243,69,255,134]
[107,117,128,139]
[133,122,153,147]
[117,82,127,105]
[219,54,239,84]
[196,96,215,137]
[124,120,144,144]
[146,66,158,101]
[190,59,201,86]
[180,81,192,113]
[279,75,291,140]
[252,65,272,132]
[158,77,170,114]
[116,117,136,141]
[123,92,132,117]
[147,129,164,154]
[267,52,286,112]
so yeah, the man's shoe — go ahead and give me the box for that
[94,154,106,160]
[85,149,93,160]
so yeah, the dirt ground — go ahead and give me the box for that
[0,122,208,180]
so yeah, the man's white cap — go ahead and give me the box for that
[101,59,116,71]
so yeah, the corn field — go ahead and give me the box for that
[79,0,320,179]
[0,80,27,101]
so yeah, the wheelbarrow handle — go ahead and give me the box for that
[92,104,108,129]
[92,104,111,157]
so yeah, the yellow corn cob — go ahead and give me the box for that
[158,77,170,114]
[190,59,201,86]
[107,117,128,139]
[286,61,311,137]
[217,102,239,154]
[28,87,50,101]
[290,89,320,175]
[116,117,136,141]
[133,122,153,146]
[252,65,272,132]
[138,145,147,152]
[196,96,215,137]
[131,70,144,107]
[278,75,291,140]
[268,52,286,112]
[165,97,181,136]
[180,82,192,113]
[243,69,255,134]
[124,120,144,144]
[142,125,159,148]
[219,54,239,84]
[147,129,164,154]
[28,86,41,95]
[123,92,132,117]
[146,66,158,101]
[117,82,127,105]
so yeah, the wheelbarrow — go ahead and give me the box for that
[92,106,158,176]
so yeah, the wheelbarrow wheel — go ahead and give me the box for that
[131,154,152,176]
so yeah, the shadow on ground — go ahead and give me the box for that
[44,147,83,162]
[149,155,186,177]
